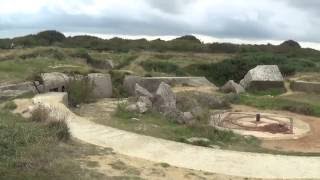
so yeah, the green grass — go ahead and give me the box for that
[236,93,320,117]
[0,110,110,180]
[3,101,17,110]
[0,57,92,83]
[109,103,260,151]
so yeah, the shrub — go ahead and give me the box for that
[47,120,70,142]
[110,70,130,98]
[31,105,50,122]
[141,61,186,76]
[3,101,17,110]
[185,52,317,86]
[67,77,94,107]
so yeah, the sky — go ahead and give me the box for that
[0,0,320,49]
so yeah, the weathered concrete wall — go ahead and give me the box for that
[291,81,320,93]
[246,81,285,91]
[41,72,70,92]
[0,82,38,101]
[88,73,113,98]
[124,76,216,95]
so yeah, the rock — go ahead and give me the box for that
[136,96,152,113]
[240,65,285,91]
[191,106,204,119]
[126,104,138,112]
[135,83,153,99]
[180,112,194,124]
[187,137,210,144]
[123,75,142,96]
[131,118,140,121]
[41,72,69,92]
[88,73,112,98]
[154,82,176,113]
[220,80,245,94]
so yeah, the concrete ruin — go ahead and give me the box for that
[240,65,285,91]
[123,76,216,95]
[0,72,113,101]
[88,73,113,98]
[40,72,70,92]
[290,81,320,94]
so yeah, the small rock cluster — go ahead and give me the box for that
[126,82,195,124]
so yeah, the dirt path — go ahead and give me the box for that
[22,93,320,179]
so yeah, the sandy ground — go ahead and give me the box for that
[232,105,320,153]
[15,93,320,179]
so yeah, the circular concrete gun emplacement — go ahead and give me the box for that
[211,111,310,140]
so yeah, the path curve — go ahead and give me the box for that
[33,93,320,179]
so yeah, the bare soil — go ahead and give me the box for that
[233,105,320,153]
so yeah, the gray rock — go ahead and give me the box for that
[240,65,285,91]
[220,80,245,94]
[123,75,142,96]
[135,83,153,99]
[88,73,113,98]
[187,137,210,144]
[136,96,152,113]
[126,104,138,112]
[154,82,176,112]
[181,112,194,124]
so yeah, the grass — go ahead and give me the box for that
[110,103,261,151]
[0,110,110,180]
[236,93,320,117]
[3,101,17,110]
[0,57,92,83]
[67,78,95,107]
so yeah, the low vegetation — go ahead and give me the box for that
[110,103,260,151]
[3,101,17,110]
[0,110,107,179]
[67,78,95,106]
[235,93,320,117]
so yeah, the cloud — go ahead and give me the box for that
[0,0,319,44]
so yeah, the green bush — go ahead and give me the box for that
[141,61,186,76]
[31,105,50,122]
[47,120,70,142]
[110,70,130,98]
[185,52,318,86]
[3,101,17,110]
[67,78,94,107]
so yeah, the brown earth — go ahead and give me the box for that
[232,105,320,153]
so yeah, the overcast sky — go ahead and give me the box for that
[0,0,320,49]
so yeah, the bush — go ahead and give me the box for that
[3,101,17,110]
[110,70,130,98]
[141,61,186,76]
[185,52,317,86]
[31,105,50,122]
[67,78,94,107]
[47,120,70,142]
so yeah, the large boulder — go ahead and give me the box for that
[153,82,176,113]
[240,65,285,91]
[123,75,142,96]
[220,80,245,94]
[135,83,153,99]
[88,73,112,98]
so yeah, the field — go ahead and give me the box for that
[2,32,320,179]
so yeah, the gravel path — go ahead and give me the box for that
[33,93,320,179]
